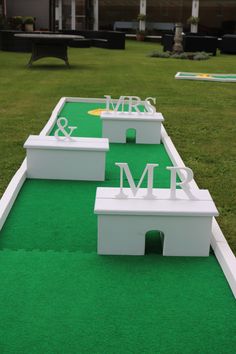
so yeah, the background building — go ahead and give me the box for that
[1,0,236,35]
[98,0,236,35]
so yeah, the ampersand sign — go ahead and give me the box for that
[54,117,77,140]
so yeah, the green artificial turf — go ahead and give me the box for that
[0,249,235,354]
[0,100,235,353]
[51,102,104,137]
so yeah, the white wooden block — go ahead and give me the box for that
[94,188,218,256]
[100,112,164,144]
[24,135,109,181]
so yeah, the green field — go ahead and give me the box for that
[0,100,235,353]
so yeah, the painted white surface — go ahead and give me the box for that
[97,214,213,257]
[54,117,77,140]
[95,187,218,256]
[93,0,99,31]
[101,112,162,121]
[100,112,164,144]
[140,0,147,16]
[0,159,27,231]
[95,187,218,216]
[139,0,146,32]
[24,135,109,151]
[71,0,76,30]
[40,97,67,136]
[58,0,62,30]
[115,162,159,199]
[104,95,157,114]
[24,135,109,181]
[191,0,199,33]
[211,218,236,298]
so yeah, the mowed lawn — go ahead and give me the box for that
[0,40,235,254]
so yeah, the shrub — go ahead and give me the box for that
[9,16,23,29]
[24,17,35,25]
[171,53,182,59]
[149,51,170,58]
[149,50,210,61]
[137,14,147,21]
[187,16,200,25]
[193,52,210,60]
[170,53,188,59]
[0,16,8,29]
[12,16,23,25]
[179,52,189,59]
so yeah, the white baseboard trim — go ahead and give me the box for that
[40,97,67,136]
[211,218,236,298]
[0,159,27,231]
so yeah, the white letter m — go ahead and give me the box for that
[115,162,158,199]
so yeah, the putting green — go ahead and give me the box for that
[176,72,236,82]
[0,101,235,353]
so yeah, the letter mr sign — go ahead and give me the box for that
[115,162,197,200]
[94,162,219,257]
[100,95,164,144]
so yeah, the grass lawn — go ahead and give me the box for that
[0,40,235,255]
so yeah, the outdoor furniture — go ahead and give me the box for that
[147,22,174,32]
[0,30,32,52]
[69,38,91,48]
[113,21,174,33]
[162,34,218,55]
[184,35,218,56]
[14,33,84,66]
[220,35,236,54]
[162,34,174,52]
[113,21,138,32]
[63,30,126,50]
[89,31,125,49]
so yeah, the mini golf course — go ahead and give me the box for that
[175,72,236,82]
[0,99,235,353]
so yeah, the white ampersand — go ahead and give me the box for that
[54,117,77,141]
